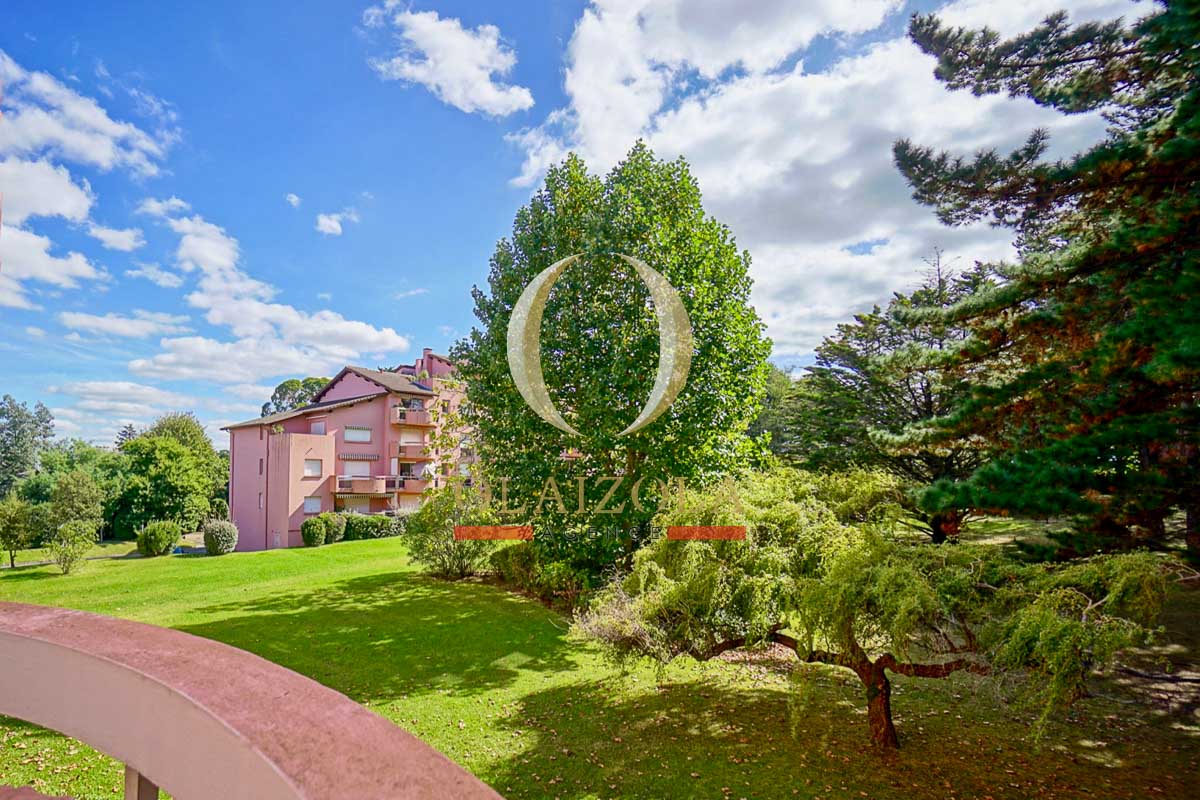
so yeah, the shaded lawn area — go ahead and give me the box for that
[1,538,1197,799]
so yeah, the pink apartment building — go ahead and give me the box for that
[224,349,463,551]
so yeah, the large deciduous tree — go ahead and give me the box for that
[141,412,225,501]
[0,395,54,496]
[453,143,771,567]
[261,377,329,417]
[112,436,211,536]
[786,259,996,542]
[893,3,1200,556]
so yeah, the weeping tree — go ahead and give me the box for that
[579,467,1169,748]
[892,2,1200,556]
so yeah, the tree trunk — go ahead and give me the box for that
[928,510,961,544]
[1186,501,1199,564]
[865,667,899,749]
[7,551,13,569]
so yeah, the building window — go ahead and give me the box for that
[258,457,264,476]
[389,457,399,475]
[258,492,264,510]
[303,496,321,515]
[303,458,322,477]
[344,426,371,443]
[310,420,326,435]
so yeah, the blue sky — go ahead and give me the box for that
[0,0,1138,446]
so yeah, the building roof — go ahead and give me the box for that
[313,366,436,402]
[222,393,383,431]
[222,366,436,431]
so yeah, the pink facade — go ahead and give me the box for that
[225,363,461,552]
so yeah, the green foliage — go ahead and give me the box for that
[894,4,1200,555]
[137,520,181,557]
[261,377,329,417]
[50,470,104,530]
[50,519,97,574]
[490,541,595,608]
[320,512,346,543]
[453,143,771,557]
[404,485,499,578]
[300,516,328,547]
[141,412,225,501]
[0,493,34,568]
[0,395,54,496]
[113,436,211,537]
[210,497,229,521]
[580,467,1169,746]
[785,258,995,541]
[201,519,238,555]
[746,364,794,455]
[342,513,399,541]
[15,439,129,538]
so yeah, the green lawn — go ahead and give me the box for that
[1,539,1197,799]
[5,539,138,568]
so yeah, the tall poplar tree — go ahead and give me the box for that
[892,2,1199,556]
[454,143,770,567]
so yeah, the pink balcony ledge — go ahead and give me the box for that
[0,602,502,800]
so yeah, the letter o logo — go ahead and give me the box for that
[506,253,693,437]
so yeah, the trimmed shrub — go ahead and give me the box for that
[404,486,498,578]
[202,519,238,555]
[50,519,97,575]
[319,512,346,543]
[300,516,327,547]
[343,513,396,540]
[490,542,592,608]
[137,520,181,557]
[490,542,537,586]
[210,498,230,521]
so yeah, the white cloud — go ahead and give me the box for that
[226,383,275,401]
[124,262,184,288]
[25,326,45,338]
[87,222,145,251]
[364,7,534,117]
[58,309,191,338]
[0,50,169,176]
[394,288,429,299]
[129,205,410,383]
[285,192,302,207]
[136,195,190,217]
[508,0,1138,356]
[0,158,93,224]
[315,207,359,236]
[0,225,105,308]
[316,291,333,301]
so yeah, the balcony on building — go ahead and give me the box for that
[391,402,434,427]
[396,442,428,461]
[335,476,391,495]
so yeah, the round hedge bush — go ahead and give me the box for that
[300,516,327,547]
[202,519,238,555]
[320,512,346,544]
[210,498,229,520]
[137,520,181,557]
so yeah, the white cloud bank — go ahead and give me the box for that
[364,5,534,117]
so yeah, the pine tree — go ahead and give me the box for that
[115,424,138,449]
[892,2,1200,557]
[786,256,996,541]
